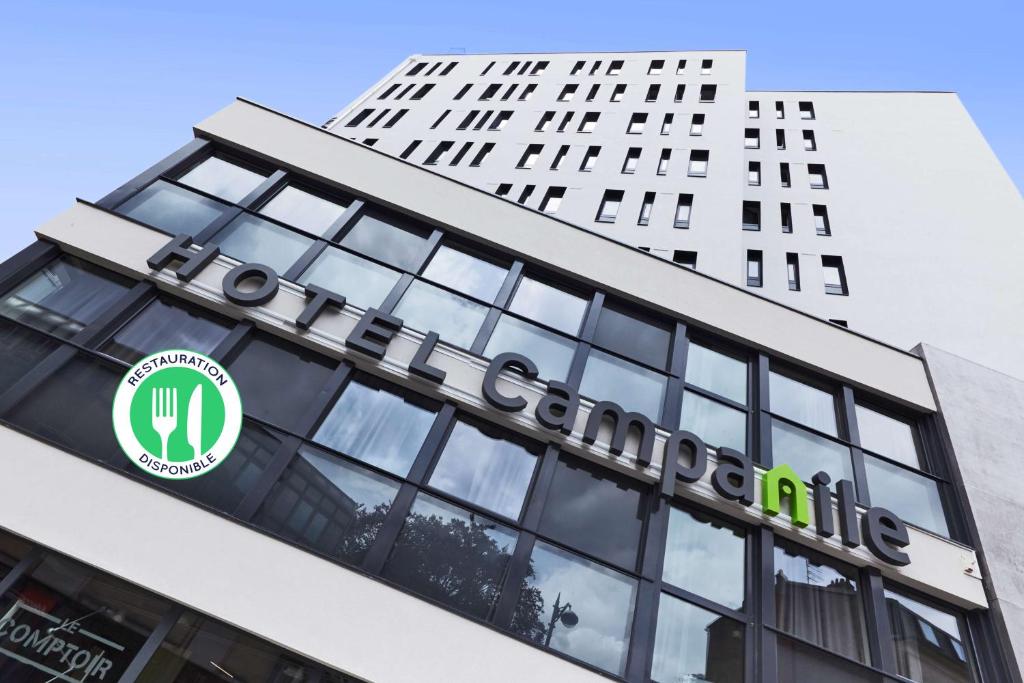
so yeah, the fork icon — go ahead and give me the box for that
[151,387,178,459]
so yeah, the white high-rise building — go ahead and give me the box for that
[329,51,1024,379]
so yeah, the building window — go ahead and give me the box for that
[558,84,577,102]
[407,62,427,76]
[479,83,500,100]
[556,111,573,132]
[448,141,472,165]
[258,184,349,236]
[500,84,517,101]
[673,250,697,268]
[776,100,785,118]
[340,208,431,271]
[484,314,576,381]
[473,111,494,131]
[578,112,600,133]
[116,179,229,237]
[508,276,588,335]
[675,194,693,228]
[662,113,674,134]
[657,148,671,175]
[776,129,786,150]
[627,113,647,134]
[676,58,687,74]
[829,319,848,327]
[395,84,415,99]
[699,84,717,102]
[457,110,479,130]
[571,60,584,75]
[378,83,400,99]
[799,101,816,119]
[822,255,848,295]
[383,109,407,128]
[346,108,373,127]
[688,150,709,177]
[607,59,624,75]
[680,389,747,452]
[769,369,839,436]
[781,202,793,233]
[586,83,599,101]
[690,113,704,135]
[430,109,450,129]
[742,201,761,231]
[517,144,543,169]
[780,162,791,187]
[803,129,817,151]
[700,59,713,74]
[622,147,641,174]
[809,163,829,189]
[410,84,434,100]
[469,142,495,167]
[550,145,569,170]
[210,214,314,274]
[589,60,602,75]
[424,62,441,76]
[503,61,519,76]
[885,589,973,682]
[178,155,267,203]
[646,84,660,102]
[102,297,231,364]
[748,101,760,118]
[538,186,566,214]
[674,84,685,102]
[580,348,667,420]
[813,204,831,235]
[748,161,761,186]
[580,145,600,171]
[298,245,401,311]
[787,253,801,291]
[610,84,626,102]
[517,185,535,205]
[423,141,453,165]
[441,61,458,75]
[399,140,421,159]
[531,60,548,75]
[663,505,746,608]
[366,109,391,128]
[774,542,869,662]
[746,250,762,287]
[394,279,490,348]
[638,191,655,226]
[536,111,554,132]
[596,190,623,222]
[648,59,664,75]
[495,183,512,197]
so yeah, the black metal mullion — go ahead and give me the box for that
[625,579,659,682]
[294,362,356,438]
[322,199,366,243]
[70,280,157,349]
[0,240,59,293]
[116,605,183,683]
[0,546,43,597]
[0,344,76,416]
[490,531,536,628]
[520,443,562,531]
[379,273,414,314]
[755,353,772,468]
[757,525,777,683]
[662,322,688,431]
[209,320,254,365]
[469,306,501,355]
[578,291,605,342]
[282,240,329,282]
[406,401,457,484]
[237,169,288,209]
[192,205,245,246]
[861,568,897,673]
[359,482,418,576]
[233,434,304,521]
[493,260,524,308]
[565,341,590,391]
[97,138,211,209]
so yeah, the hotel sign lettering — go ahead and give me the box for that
[147,235,913,566]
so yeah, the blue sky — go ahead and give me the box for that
[1,0,1020,260]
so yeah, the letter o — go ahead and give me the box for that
[223,263,280,306]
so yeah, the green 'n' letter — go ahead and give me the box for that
[762,464,809,527]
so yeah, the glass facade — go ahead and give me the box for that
[0,141,991,682]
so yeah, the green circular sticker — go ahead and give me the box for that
[112,350,242,480]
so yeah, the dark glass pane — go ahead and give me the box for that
[210,214,314,275]
[422,245,507,302]
[769,371,838,436]
[117,180,229,236]
[0,256,130,339]
[865,455,948,535]
[255,445,400,564]
[774,543,869,662]
[0,554,168,681]
[771,418,854,487]
[685,341,747,404]
[592,303,671,369]
[483,315,576,381]
[297,246,401,311]
[579,348,667,422]
[314,376,437,476]
[0,318,60,393]
[6,353,126,467]
[0,530,32,581]
[680,391,747,453]
[382,493,517,620]
[651,594,744,683]
[154,420,283,514]
[227,333,336,432]
[777,635,884,683]
[101,298,231,363]
[511,540,636,676]
[885,589,973,683]
[856,404,920,467]
[537,456,645,569]
[339,210,430,271]
[508,276,587,335]
[259,185,348,236]
[137,612,331,682]
[177,156,266,203]
[428,420,538,519]
[392,280,488,349]
[663,507,746,610]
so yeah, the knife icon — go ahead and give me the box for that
[186,385,203,459]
